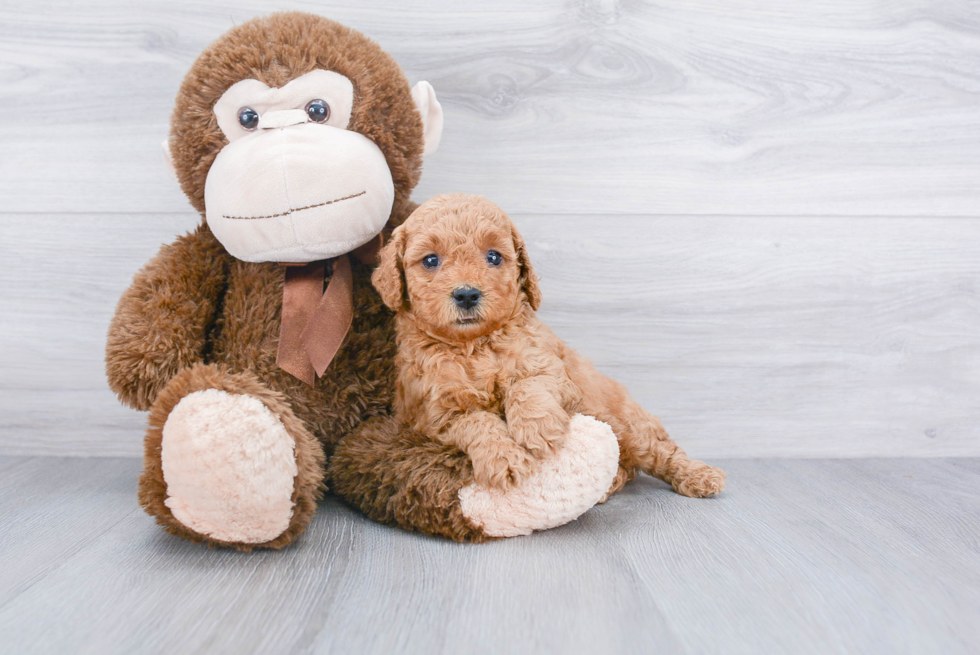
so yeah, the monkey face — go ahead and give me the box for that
[165,14,444,265]
[204,70,395,263]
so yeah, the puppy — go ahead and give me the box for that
[372,193,725,497]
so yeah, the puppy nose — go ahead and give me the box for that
[452,287,482,310]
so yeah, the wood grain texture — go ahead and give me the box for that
[3,213,978,457]
[0,457,139,607]
[0,214,202,456]
[0,0,979,215]
[2,2,979,458]
[0,457,977,654]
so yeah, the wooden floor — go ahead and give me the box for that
[0,457,977,654]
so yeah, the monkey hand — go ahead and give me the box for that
[105,226,229,411]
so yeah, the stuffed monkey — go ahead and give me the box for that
[106,12,620,549]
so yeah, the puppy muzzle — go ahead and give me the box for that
[452,287,482,311]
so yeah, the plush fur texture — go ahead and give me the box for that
[373,194,727,500]
[106,225,230,412]
[109,13,436,550]
[162,389,299,544]
[458,414,620,537]
[327,415,491,542]
[139,363,324,550]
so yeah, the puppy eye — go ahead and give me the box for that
[486,250,503,266]
[238,107,259,131]
[422,254,440,269]
[305,99,330,124]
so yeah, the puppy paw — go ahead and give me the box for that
[509,414,569,459]
[469,439,537,490]
[672,463,726,498]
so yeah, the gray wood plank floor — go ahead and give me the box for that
[0,457,977,654]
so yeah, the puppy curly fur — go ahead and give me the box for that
[373,193,727,497]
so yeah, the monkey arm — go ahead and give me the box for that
[106,223,231,411]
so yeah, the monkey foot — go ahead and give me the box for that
[161,389,298,544]
[457,414,620,537]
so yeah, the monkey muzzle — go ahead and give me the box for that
[204,110,395,263]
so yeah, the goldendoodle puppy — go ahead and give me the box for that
[372,193,725,498]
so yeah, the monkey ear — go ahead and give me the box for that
[411,81,443,156]
[162,139,178,181]
[512,226,542,311]
[372,225,408,311]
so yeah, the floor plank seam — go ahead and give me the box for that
[0,506,142,614]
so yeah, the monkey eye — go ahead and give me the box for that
[305,99,330,124]
[237,107,259,131]
[422,254,440,269]
[486,250,503,266]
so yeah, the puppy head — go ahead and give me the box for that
[372,193,541,340]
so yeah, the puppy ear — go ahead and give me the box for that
[512,225,542,311]
[372,225,408,311]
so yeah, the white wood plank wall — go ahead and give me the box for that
[1,1,978,457]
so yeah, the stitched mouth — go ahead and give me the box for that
[222,190,366,220]
[455,317,481,326]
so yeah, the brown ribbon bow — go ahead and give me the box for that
[276,235,382,385]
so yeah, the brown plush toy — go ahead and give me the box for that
[107,12,625,549]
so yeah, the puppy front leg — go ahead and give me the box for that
[504,377,573,459]
[444,411,537,490]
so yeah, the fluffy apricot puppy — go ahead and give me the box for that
[372,193,726,497]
